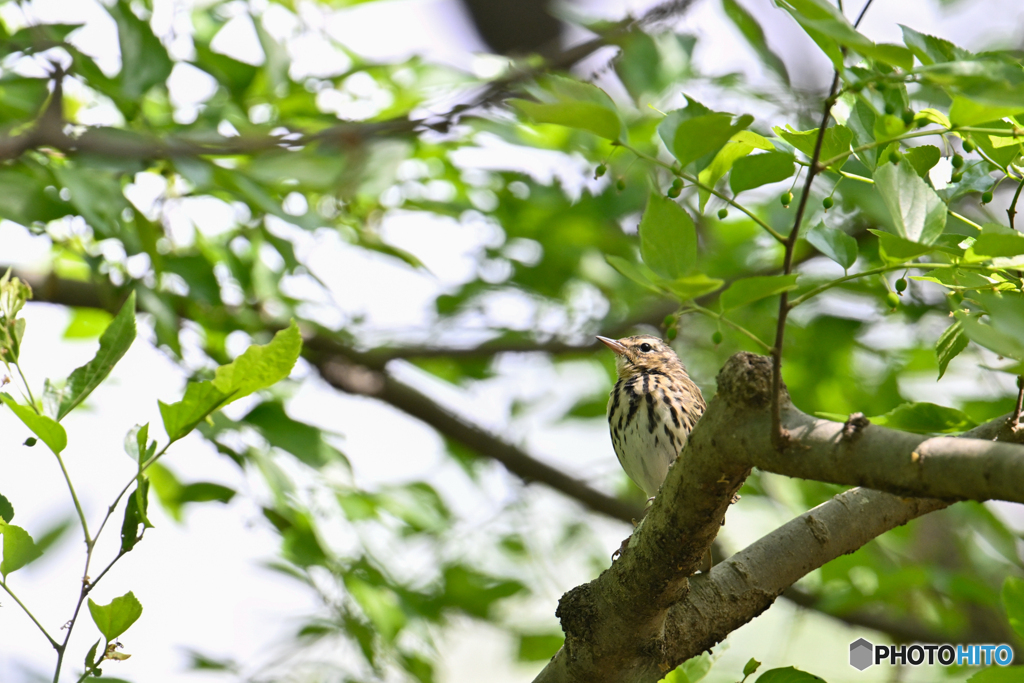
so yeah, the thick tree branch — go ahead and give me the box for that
[535,353,1024,682]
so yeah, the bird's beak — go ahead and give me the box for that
[596,336,627,355]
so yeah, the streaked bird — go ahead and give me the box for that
[598,334,706,500]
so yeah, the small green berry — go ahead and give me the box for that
[717,208,728,219]
[951,154,964,169]
[595,164,607,178]
[950,171,963,183]
[616,178,626,191]
[671,177,684,189]
[982,191,993,204]
[712,330,723,345]
[886,292,900,309]
[884,102,896,115]
[914,118,929,128]
[901,109,915,126]
[666,326,678,341]
[663,314,677,328]
[895,278,907,293]
[890,149,903,164]
[822,196,834,210]
[781,191,793,207]
[962,140,975,153]
[667,185,681,198]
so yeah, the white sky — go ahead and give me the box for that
[2,0,1024,682]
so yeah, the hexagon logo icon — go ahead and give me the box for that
[850,638,874,671]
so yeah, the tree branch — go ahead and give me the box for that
[534,352,1024,682]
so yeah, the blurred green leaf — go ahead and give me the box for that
[956,293,1024,363]
[510,76,625,141]
[665,652,713,682]
[88,591,143,642]
[868,402,976,433]
[63,308,114,340]
[773,124,852,170]
[755,667,826,682]
[606,255,664,295]
[806,223,858,270]
[0,522,43,578]
[1000,576,1024,640]
[722,0,789,85]
[936,321,968,379]
[109,0,173,103]
[720,274,799,311]
[242,401,344,468]
[900,25,970,65]
[516,633,564,662]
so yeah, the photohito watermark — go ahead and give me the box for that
[849,638,1014,671]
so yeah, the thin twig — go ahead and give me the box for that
[1010,376,1024,431]
[1008,176,1024,231]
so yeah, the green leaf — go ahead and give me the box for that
[120,479,150,553]
[729,151,796,194]
[844,98,879,169]
[722,0,789,85]
[698,131,774,210]
[241,401,345,468]
[0,494,12,523]
[781,0,912,70]
[744,658,763,676]
[638,193,697,279]
[668,111,755,169]
[773,124,852,170]
[0,394,67,454]
[109,0,172,101]
[57,291,136,421]
[936,321,969,380]
[900,25,970,65]
[873,162,946,245]
[88,591,143,642]
[972,230,1024,258]
[1002,576,1024,640]
[147,463,234,522]
[755,667,826,683]
[720,274,799,311]
[869,229,936,264]
[516,633,564,662]
[949,95,1024,128]
[956,294,1024,363]
[868,402,976,434]
[903,145,941,178]
[665,652,713,682]
[160,322,302,441]
[509,76,625,141]
[63,308,113,339]
[660,274,726,302]
[0,522,43,578]
[605,255,663,295]
[966,668,1024,683]
[806,223,857,270]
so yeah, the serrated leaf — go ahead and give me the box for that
[874,162,947,245]
[57,291,136,421]
[720,274,799,311]
[868,402,976,434]
[729,151,796,194]
[806,223,858,270]
[638,193,697,279]
[88,591,143,642]
[0,522,43,578]
[903,145,941,178]
[900,25,970,65]
[0,394,67,454]
[936,321,968,379]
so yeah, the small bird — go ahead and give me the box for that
[598,334,706,500]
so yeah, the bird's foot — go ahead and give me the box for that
[611,535,632,561]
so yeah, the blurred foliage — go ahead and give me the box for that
[1,0,1024,681]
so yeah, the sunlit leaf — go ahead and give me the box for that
[0,521,43,578]
[88,591,143,642]
[0,394,67,454]
[873,162,946,245]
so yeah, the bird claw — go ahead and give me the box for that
[611,535,632,561]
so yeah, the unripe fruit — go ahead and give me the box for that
[901,109,915,126]
[717,208,728,219]
[886,292,900,309]
[822,196,834,210]
[950,171,963,183]
[666,326,678,340]
[616,178,626,191]
[962,140,975,153]
[884,102,896,115]
[895,278,907,293]
[712,330,723,345]
[982,191,993,204]
[595,164,607,178]
[890,149,903,164]
[781,191,793,207]
[664,314,677,328]
[671,177,683,189]
[667,185,681,198]
[951,154,964,168]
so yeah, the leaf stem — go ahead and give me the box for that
[13,361,38,414]
[787,262,991,308]
[0,580,60,650]
[619,142,787,243]
[683,305,772,351]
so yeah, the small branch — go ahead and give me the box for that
[0,580,61,651]
[1009,176,1024,231]
[53,450,91,546]
[772,72,841,449]
[1011,376,1024,432]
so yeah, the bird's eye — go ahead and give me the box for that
[639,343,652,353]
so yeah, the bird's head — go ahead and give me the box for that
[596,334,683,379]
